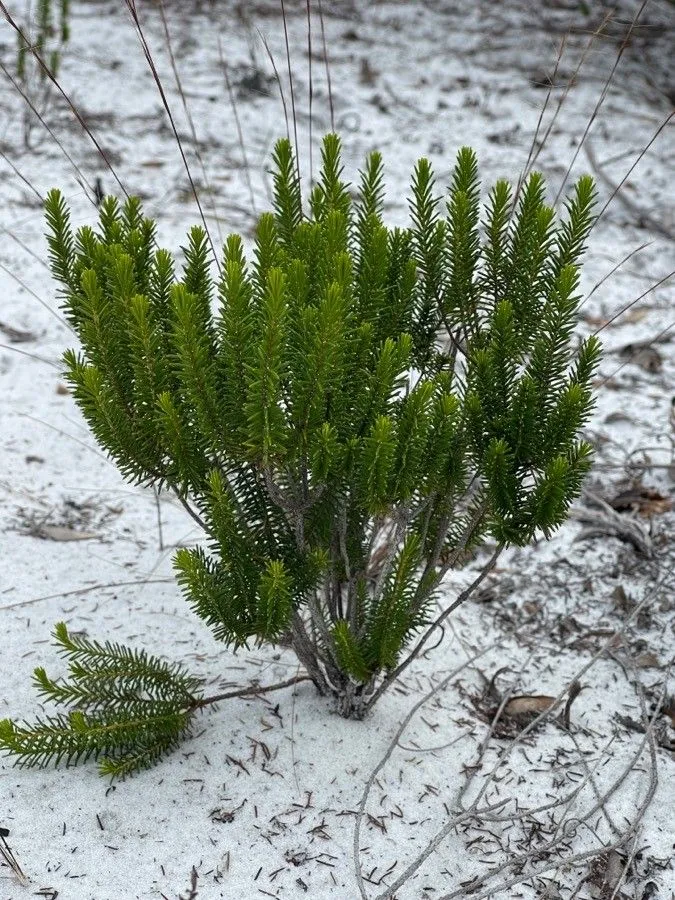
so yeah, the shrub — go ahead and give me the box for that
[0,135,600,776]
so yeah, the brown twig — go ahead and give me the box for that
[0,260,72,333]
[581,239,652,307]
[306,0,314,184]
[524,11,614,181]
[596,319,674,388]
[0,578,173,612]
[363,566,671,900]
[0,828,27,886]
[591,269,675,336]
[191,674,312,710]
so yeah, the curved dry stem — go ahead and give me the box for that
[356,565,671,900]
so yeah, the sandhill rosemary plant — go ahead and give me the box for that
[0,135,600,776]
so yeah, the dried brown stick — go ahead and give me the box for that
[306,0,314,184]
[0,260,72,333]
[464,567,669,816]
[191,674,312,709]
[526,11,613,179]
[591,269,675,336]
[441,673,663,900]
[0,578,173,613]
[0,830,27,886]
[0,342,60,368]
[388,674,661,900]
[581,239,652,308]
[353,624,534,899]
[515,33,567,203]
[258,30,291,146]
[572,490,653,557]
[588,111,675,241]
[0,146,43,203]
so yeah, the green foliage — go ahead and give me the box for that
[15,0,71,82]
[2,135,599,777]
[0,624,201,779]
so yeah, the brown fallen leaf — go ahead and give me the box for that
[634,651,661,669]
[582,313,607,328]
[0,321,38,343]
[603,411,633,425]
[618,341,664,373]
[610,584,634,613]
[504,695,556,717]
[35,525,99,542]
[610,485,673,517]
[621,307,650,325]
[663,696,675,730]
[587,849,626,899]
[55,382,69,395]
[522,600,541,616]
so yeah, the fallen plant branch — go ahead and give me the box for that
[572,490,652,557]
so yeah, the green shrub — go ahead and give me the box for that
[0,135,600,776]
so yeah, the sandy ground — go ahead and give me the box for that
[0,1,674,898]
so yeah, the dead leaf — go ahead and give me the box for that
[618,342,663,373]
[504,695,556,717]
[610,584,634,613]
[582,313,607,328]
[663,696,675,730]
[359,57,378,86]
[522,600,541,616]
[603,411,633,425]
[36,525,99,542]
[210,799,246,823]
[610,485,673,517]
[621,307,650,325]
[55,383,69,395]
[634,651,661,669]
[0,320,37,343]
[587,849,626,898]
